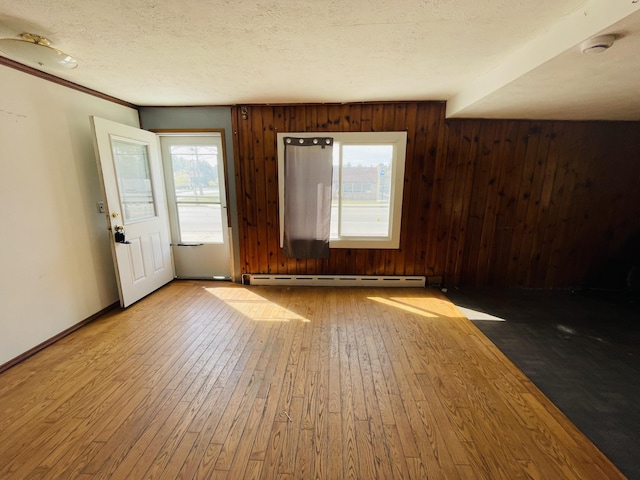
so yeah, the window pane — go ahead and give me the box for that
[169,145,222,243]
[112,139,156,223]
[177,204,224,243]
[337,144,393,237]
[170,145,220,204]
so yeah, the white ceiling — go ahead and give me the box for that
[1,0,639,120]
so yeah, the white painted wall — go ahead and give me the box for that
[0,65,139,366]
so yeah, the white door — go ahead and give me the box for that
[159,134,232,279]
[91,116,174,308]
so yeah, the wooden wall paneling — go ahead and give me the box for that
[487,121,529,286]
[387,102,411,275]
[416,103,441,277]
[514,122,554,286]
[540,121,573,288]
[537,122,571,289]
[241,108,257,275]
[233,106,255,274]
[231,103,640,287]
[261,107,279,274]
[431,105,453,278]
[309,103,321,131]
[588,125,620,259]
[585,124,640,285]
[474,120,509,287]
[462,120,498,285]
[525,122,563,287]
[485,120,513,286]
[389,102,408,275]
[231,108,244,272]
[373,103,398,274]
[359,103,374,132]
[330,103,345,130]
[403,104,429,276]
[583,124,640,287]
[394,103,418,276]
[337,103,351,131]
[438,120,460,282]
[456,120,482,285]
[443,120,477,285]
[571,124,616,288]
[562,124,610,287]
[251,108,270,274]
[441,120,463,283]
[544,122,584,288]
[248,106,264,275]
[570,125,604,284]
[348,103,362,131]
[245,110,261,274]
[527,122,566,288]
[272,106,287,274]
[424,104,447,277]
[271,106,288,274]
[593,126,640,273]
[504,121,540,285]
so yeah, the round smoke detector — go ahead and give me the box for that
[580,34,616,54]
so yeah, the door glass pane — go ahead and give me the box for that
[111,139,156,223]
[169,145,223,243]
[177,204,223,243]
[334,144,393,237]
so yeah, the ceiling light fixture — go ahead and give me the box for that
[580,34,616,54]
[0,32,78,70]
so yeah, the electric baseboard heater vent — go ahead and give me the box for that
[247,275,426,287]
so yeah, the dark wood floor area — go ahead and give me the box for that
[0,281,625,479]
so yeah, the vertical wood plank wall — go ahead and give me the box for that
[232,102,640,288]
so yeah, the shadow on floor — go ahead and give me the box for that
[445,287,640,480]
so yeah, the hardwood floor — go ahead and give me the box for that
[0,281,624,479]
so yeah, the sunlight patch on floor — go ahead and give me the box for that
[454,305,506,321]
[204,286,310,322]
[367,296,441,317]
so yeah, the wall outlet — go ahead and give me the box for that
[96,202,105,213]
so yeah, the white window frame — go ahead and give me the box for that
[277,131,407,249]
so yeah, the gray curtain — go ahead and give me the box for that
[283,137,333,258]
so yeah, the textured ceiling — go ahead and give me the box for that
[0,0,639,120]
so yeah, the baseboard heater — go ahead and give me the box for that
[246,274,426,287]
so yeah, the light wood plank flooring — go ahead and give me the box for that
[0,281,624,479]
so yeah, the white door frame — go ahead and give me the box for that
[158,131,233,279]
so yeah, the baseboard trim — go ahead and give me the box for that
[0,302,120,374]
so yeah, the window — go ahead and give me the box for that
[111,138,157,223]
[278,131,407,249]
